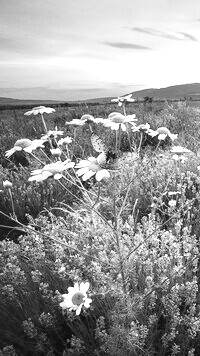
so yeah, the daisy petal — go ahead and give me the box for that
[80,282,90,294]
[121,123,127,132]
[82,170,96,181]
[96,169,110,181]
[84,298,92,308]
[76,167,89,177]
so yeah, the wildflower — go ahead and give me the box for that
[156,127,178,141]
[24,106,55,116]
[66,118,86,126]
[168,199,176,207]
[41,129,64,140]
[170,146,192,154]
[104,112,137,131]
[75,157,110,181]
[28,160,75,182]
[60,282,92,315]
[5,138,46,158]
[132,123,150,133]
[147,127,178,141]
[3,180,12,189]
[81,114,104,123]
[172,154,187,162]
[57,137,73,145]
[66,114,104,126]
[111,94,135,107]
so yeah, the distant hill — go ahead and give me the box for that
[84,83,200,103]
[1,83,200,107]
[127,83,200,100]
[0,97,63,106]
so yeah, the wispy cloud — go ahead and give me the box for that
[104,42,152,50]
[129,27,198,42]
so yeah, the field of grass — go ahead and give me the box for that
[1,99,200,355]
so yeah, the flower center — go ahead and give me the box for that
[111,118,124,123]
[88,161,101,172]
[72,292,84,306]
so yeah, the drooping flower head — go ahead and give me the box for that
[156,127,178,141]
[24,106,55,116]
[5,138,45,158]
[104,112,137,131]
[60,282,92,315]
[28,160,75,182]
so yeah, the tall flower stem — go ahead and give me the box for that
[29,152,45,165]
[138,132,143,155]
[123,103,132,152]
[8,188,17,220]
[113,195,127,295]
[118,124,122,151]
[115,130,118,152]
[40,113,53,149]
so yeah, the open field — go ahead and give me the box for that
[1,100,200,355]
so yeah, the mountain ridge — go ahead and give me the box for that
[1,83,200,106]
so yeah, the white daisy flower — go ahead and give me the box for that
[111,94,135,107]
[131,123,151,133]
[75,157,110,181]
[41,129,64,139]
[24,106,55,116]
[57,137,73,146]
[28,160,75,182]
[170,146,192,154]
[104,112,137,131]
[172,154,187,162]
[156,127,178,141]
[81,114,104,123]
[66,118,86,126]
[5,138,46,158]
[60,282,92,315]
[168,200,177,207]
[147,127,178,141]
[3,180,13,189]
[66,114,104,126]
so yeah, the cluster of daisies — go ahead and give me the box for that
[4,100,190,185]
[2,99,195,318]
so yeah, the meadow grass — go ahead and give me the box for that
[0,100,200,355]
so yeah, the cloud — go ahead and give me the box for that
[129,27,198,42]
[104,42,152,50]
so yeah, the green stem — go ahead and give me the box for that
[40,113,53,149]
[113,195,127,294]
[29,152,44,165]
[8,188,17,220]
[138,132,143,155]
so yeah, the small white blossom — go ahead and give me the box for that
[75,157,110,181]
[57,137,73,146]
[29,160,75,182]
[60,282,92,315]
[24,106,55,116]
[104,112,137,131]
[3,180,13,189]
[111,94,135,106]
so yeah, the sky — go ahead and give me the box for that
[1,0,200,101]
